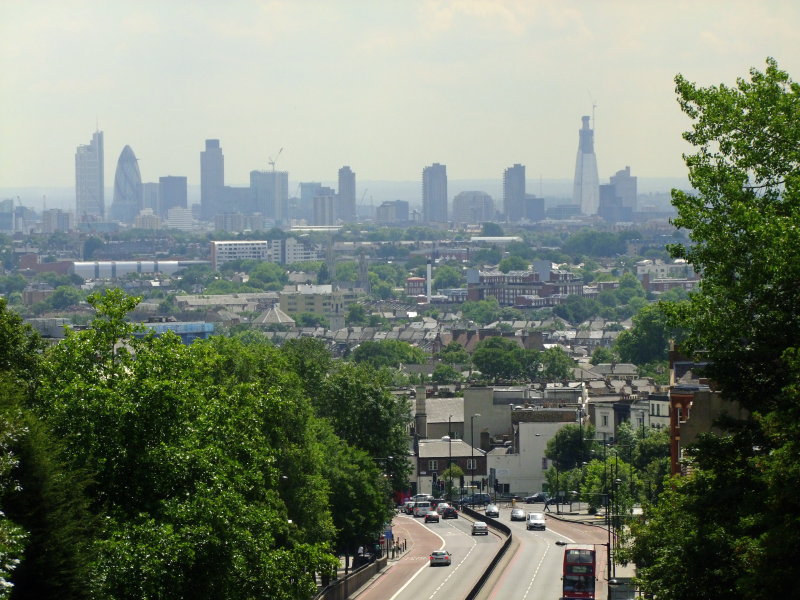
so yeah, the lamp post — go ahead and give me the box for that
[470,413,481,506]
[448,414,453,499]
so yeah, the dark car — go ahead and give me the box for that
[424,510,440,523]
[442,506,458,519]
[441,506,459,519]
[524,492,549,504]
[485,504,500,518]
[460,493,492,507]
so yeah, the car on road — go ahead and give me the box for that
[442,506,459,519]
[485,504,500,517]
[413,501,432,517]
[510,508,526,521]
[429,550,452,566]
[459,493,492,507]
[471,521,489,536]
[526,512,546,530]
[424,510,440,523]
[435,502,451,514]
[523,492,549,504]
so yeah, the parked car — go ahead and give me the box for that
[424,510,440,523]
[442,506,459,519]
[471,521,489,536]
[485,504,500,517]
[510,508,526,521]
[526,512,546,530]
[429,550,452,566]
[523,492,549,504]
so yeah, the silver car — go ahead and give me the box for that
[485,504,500,517]
[510,508,526,521]
[471,521,489,536]
[429,550,452,566]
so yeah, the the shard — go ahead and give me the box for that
[572,115,599,215]
[109,145,143,224]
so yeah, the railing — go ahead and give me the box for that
[314,555,388,600]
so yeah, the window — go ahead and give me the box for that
[428,460,438,471]
[602,415,609,427]
[466,458,476,471]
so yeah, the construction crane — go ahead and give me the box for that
[268,147,283,173]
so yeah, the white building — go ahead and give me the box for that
[210,238,322,270]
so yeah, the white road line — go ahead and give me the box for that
[386,519,447,600]
[521,530,576,600]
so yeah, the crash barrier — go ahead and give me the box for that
[460,505,513,600]
[315,555,388,600]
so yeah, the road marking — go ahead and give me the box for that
[520,530,575,600]
[386,519,447,600]
[427,524,479,600]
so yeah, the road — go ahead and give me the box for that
[355,512,502,600]
[481,504,612,600]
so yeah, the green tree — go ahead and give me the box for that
[437,341,470,365]
[461,298,501,325]
[47,285,83,310]
[433,265,463,291]
[345,303,368,326]
[431,363,462,384]
[481,223,504,237]
[631,59,800,600]
[614,303,673,365]
[497,255,529,273]
[472,337,540,383]
[590,346,617,366]
[545,424,598,471]
[540,346,575,382]
[351,340,427,369]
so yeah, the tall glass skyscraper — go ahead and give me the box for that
[109,145,142,224]
[572,116,599,215]
[422,163,448,224]
[337,166,356,223]
[201,139,225,221]
[503,163,526,221]
[75,130,104,221]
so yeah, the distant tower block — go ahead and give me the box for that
[572,115,600,215]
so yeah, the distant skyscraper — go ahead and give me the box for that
[75,130,104,221]
[572,115,600,215]
[337,166,356,223]
[452,191,494,226]
[109,145,142,224]
[250,170,289,224]
[599,166,637,223]
[201,139,225,221]
[609,166,637,209]
[312,187,336,226]
[422,163,448,223]
[142,182,159,213]
[158,176,187,218]
[503,164,526,221]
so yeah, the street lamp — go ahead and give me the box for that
[470,413,481,505]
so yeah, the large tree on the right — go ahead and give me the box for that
[631,59,800,600]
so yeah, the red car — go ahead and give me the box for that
[441,506,459,519]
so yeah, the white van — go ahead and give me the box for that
[526,512,546,530]
[414,501,432,517]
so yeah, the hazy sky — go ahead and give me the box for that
[2,0,799,189]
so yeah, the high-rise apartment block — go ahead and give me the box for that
[599,166,637,223]
[109,145,142,224]
[75,130,104,221]
[422,163,448,224]
[312,187,336,226]
[337,166,356,223]
[503,164,526,221]
[42,209,73,234]
[572,116,600,215]
[158,176,188,218]
[201,139,225,221]
[376,200,409,224]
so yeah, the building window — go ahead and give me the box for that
[466,458,476,471]
[542,457,548,470]
[428,460,438,471]
[602,415,609,427]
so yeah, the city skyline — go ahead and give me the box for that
[2,2,799,188]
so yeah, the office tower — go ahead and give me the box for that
[422,163,448,224]
[142,182,159,214]
[250,170,289,224]
[523,194,545,222]
[158,176,187,218]
[599,166,637,223]
[452,191,494,226]
[376,200,409,224]
[75,130,104,221]
[312,187,336,225]
[609,166,637,209]
[109,145,142,224]
[337,166,356,223]
[503,164,526,221]
[297,182,322,223]
[201,139,225,220]
[572,115,600,215]
[42,209,73,233]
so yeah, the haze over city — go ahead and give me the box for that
[2,0,799,195]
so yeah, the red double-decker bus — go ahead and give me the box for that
[562,545,596,599]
